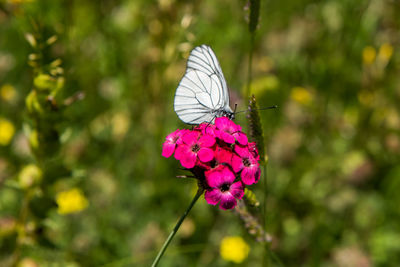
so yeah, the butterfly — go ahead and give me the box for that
[174,45,235,125]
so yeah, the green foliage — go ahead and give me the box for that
[0,0,400,266]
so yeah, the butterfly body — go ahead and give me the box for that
[213,107,235,121]
[174,45,234,125]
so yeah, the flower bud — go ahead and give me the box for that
[34,74,55,91]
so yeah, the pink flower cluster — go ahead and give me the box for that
[162,117,261,210]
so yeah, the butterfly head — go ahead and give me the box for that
[216,108,235,121]
[226,111,235,121]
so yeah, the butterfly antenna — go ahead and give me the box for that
[235,105,278,114]
[257,105,278,111]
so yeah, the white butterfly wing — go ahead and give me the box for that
[174,45,232,124]
[187,45,231,111]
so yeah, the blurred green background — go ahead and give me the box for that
[1,0,399,266]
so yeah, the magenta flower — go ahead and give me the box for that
[247,142,260,161]
[204,146,234,173]
[215,117,248,145]
[204,166,244,210]
[162,117,262,210]
[175,131,216,169]
[162,129,184,158]
[232,145,260,185]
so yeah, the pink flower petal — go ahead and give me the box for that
[234,144,251,158]
[215,147,233,164]
[221,132,235,144]
[174,144,191,160]
[199,134,216,147]
[206,126,217,136]
[241,166,259,185]
[198,147,214,162]
[162,142,176,158]
[215,117,230,130]
[176,130,189,145]
[231,154,244,173]
[234,132,248,145]
[248,142,259,160]
[230,181,244,199]
[166,129,181,142]
[220,167,235,184]
[179,150,197,169]
[182,131,200,145]
[204,189,221,205]
[204,164,223,180]
[219,193,237,210]
[197,123,217,136]
[206,169,224,188]
[235,123,242,132]
[196,160,212,170]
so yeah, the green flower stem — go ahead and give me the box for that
[263,163,269,267]
[246,34,255,99]
[151,188,204,267]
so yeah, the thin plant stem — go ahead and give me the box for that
[262,164,267,228]
[263,163,284,266]
[263,163,269,267]
[151,188,204,267]
[268,247,285,267]
[246,34,255,99]
[102,244,207,267]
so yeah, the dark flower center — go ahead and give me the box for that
[220,183,230,192]
[209,160,216,168]
[191,143,200,153]
[243,158,251,167]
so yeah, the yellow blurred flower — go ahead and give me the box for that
[248,75,279,98]
[255,56,274,72]
[158,0,174,11]
[180,218,195,238]
[89,114,108,137]
[357,90,376,106]
[290,87,313,106]
[17,257,38,267]
[111,111,130,141]
[385,107,400,130]
[220,236,250,264]
[342,151,365,176]
[148,19,163,35]
[1,84,17,102]
[264,154,269,163]
[362,46,376,65]
[378,43,393,63]
[29,130,39,150]
[18,164,42,189]
[56,188,88,215]
[0,117,15,146]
